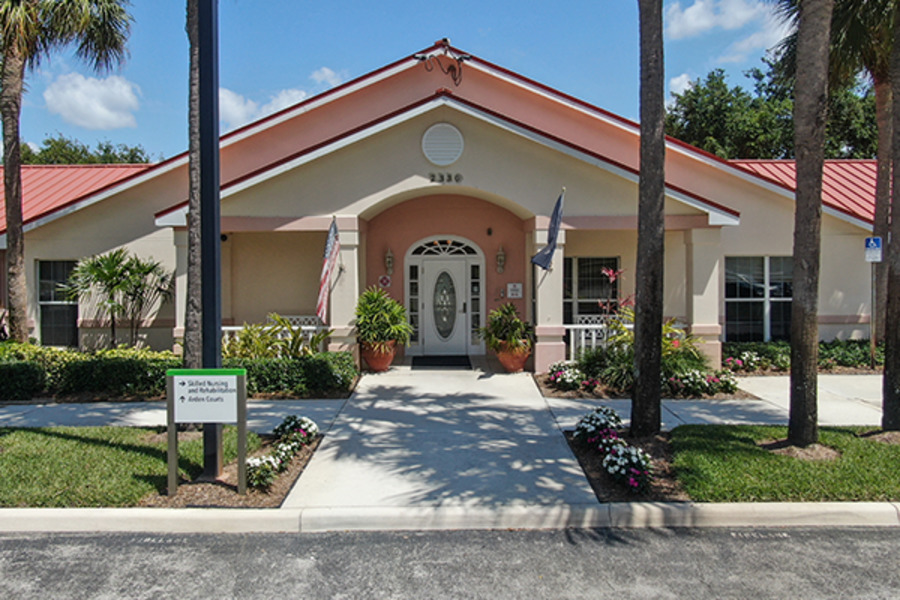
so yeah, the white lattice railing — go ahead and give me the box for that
[563,315,632,359]
[222,315,329,352]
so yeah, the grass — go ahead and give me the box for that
[0,426,260,507]
[671,425,900,502]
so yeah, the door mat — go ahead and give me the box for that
[411,355,471,368]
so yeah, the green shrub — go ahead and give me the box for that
[223,352,357,396]
[0,341,82,390]
[723,339,882,371]
[576,347,608,379]
[0,361,46,401]
[57,351,180,396]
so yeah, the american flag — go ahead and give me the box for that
[316,218,340,323]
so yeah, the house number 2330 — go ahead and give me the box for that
[429,172,463,183]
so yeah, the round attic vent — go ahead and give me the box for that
[422,123,464,166]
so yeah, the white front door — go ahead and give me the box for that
[421,259,468,355]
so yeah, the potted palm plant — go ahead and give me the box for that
[355,286,413,372]
[478,303,535,372]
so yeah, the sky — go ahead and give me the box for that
[19,0,792,161]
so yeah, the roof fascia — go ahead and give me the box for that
[157,95,739,227]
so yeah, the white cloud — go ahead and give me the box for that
[43,73,140,130]
[219,88,259,130]
[260,89,307,116]
[219,87,308,131]
[311,67,343,88]
[717,11,792,63]
[665,0,767,40]
[669,73,694,97]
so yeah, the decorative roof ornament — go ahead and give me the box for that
[414,38,471,86]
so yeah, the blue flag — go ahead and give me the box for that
[531,189,565,270]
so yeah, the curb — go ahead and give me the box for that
[2,502,898,534]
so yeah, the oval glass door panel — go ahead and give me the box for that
[433,271,456,339]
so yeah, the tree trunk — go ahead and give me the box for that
[632,0,665,438]
[1,50,28,343]
[872,77,891,344]
[883,2,900,431]
[183,0,203,368]
[789,0,833,447]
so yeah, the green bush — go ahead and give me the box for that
[0,361,46,401]
[723,339,882,371]
[223,352,357,396]
[0,341,82,390]
[576,347,608,379]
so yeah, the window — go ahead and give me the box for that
[725,256,792,342]
[38,261,78,347]
[563,257,619,323]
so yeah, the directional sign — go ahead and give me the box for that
[865,237,883,263]
[169,369,243,423]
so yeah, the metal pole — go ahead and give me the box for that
[199,0,223,478]
[871,263,877,369]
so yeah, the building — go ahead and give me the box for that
[0,41,877,372]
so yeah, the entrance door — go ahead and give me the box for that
[422,259,468,355]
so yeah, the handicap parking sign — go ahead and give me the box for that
[865,237,882,263]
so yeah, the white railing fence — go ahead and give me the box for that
[222,315,329,353]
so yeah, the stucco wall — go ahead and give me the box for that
[366,194,527,318]
[228,231,325,325]
[24,171,184,349]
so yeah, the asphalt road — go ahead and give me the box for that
[1,528,897,599]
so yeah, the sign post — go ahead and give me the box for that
[166,368,247,496]
[865,237,882,369]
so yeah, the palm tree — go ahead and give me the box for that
[632,0,665,438]
[62,248,131,347]
[885,2,900,431]
[1,0,131,343]
[121,254,173,345]
[772,0,894,342]
[788,0,834,447]
[183,0,202,368]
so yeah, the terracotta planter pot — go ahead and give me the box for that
[361,340,397,372]
[495,342,531,373]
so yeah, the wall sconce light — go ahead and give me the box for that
[496,245,506,273]
[385,248,394,275]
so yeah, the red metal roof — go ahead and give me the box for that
[0,164,150,234]
[731,159,876,225]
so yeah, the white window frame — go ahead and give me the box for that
[725,256,792,342]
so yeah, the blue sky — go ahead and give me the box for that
[20,0,791,161]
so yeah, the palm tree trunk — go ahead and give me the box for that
[883,2,900,431]
[789,0,833,447]
[872,77,891,344]
[632,0,665,438]
[1,49,28,343]
[183,0,203,368]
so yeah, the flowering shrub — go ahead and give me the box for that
[665,368,737,397]
[572,405,654,494]
[246,455,280,489]
[246,414,320,490]
[273,415,319,443]
[547,361,598,392]
[573,406,623,442]
[722,356,744,372]
[602,445,653,493]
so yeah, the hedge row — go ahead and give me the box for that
[0,342,358,401]
[722,339,884,371]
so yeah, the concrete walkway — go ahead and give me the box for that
[282,361,597,513]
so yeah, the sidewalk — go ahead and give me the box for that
[1,370,897,534]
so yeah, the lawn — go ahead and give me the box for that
[0,426,259,507]
[671,425,900,502]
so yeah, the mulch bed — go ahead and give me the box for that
[564,431,690,502]
[139,435,320,509]
[532,373,759,401]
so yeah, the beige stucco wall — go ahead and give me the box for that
[718,182,871,340]
[24,171,184,349]
[228,231,325,325]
